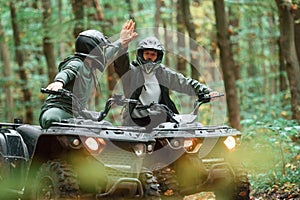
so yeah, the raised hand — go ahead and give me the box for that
[120,19,138,48]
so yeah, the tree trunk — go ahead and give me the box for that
[126,0,134,20]
[181,0,201,80]
[160,0,170,66]
[294,8,300,68]
[0,22,14,121]
[154,0,162,37]
[42,0,56,81]
[213,0,241,130]
[228,7,240,81]
[276,0,300,121]
[176,0,187,76]
[9,1,33,123]
[58,0,66,59]
[162,19,170,67]
[92,0,104,21]
[278,39,288,91]
[102,2,116,94]
[71,0,84,38]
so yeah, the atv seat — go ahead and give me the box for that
[16,125,42,158]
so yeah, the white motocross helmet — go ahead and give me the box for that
[136,36,164,73]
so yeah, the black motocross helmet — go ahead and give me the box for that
[136,36,164,73]
[75,30,111,72]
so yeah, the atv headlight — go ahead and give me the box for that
[133,144,146,157]
[84,137,106,154]
[224,136,236,150]
[85,138,98,151]
[184,138,202,153]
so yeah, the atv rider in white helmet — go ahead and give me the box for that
[40,20,138,129]
[114,36,218,129]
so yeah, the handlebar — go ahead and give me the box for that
[197,92,224,103]
[193,92,224,115]
[41,88,140,122]
[135,92,224,124]
[41,88,224,124]
[97,94,140,121]
[41,88,70,96]
[41,88,84,111]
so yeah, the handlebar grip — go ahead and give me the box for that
[41,88,62,95]
[197,92,224,102]
[41,88,70,96]
[135,105,150,110]
[198,93,211,103]
[126,99,140,104]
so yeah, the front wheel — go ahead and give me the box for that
[215,168,250,200]
[31,160,80,200]
[154,166,183,200]
[139,169,161,200]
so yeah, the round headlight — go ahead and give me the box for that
[184,138,202,153]
[224,136,236,150]
[183,139,193,148]
[85,137,99,151]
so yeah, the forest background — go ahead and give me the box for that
[0,0,299,198]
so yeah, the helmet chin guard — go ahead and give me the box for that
[139,60,160,74]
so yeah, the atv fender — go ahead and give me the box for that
[16,125,42,158]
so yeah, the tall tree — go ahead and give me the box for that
[160,0,170,66]
[9,1,33,123]
[92,0,104,21]
[276,0,300,121]
[228,6,240,80]
[278,37,288,91]
[42,0,56,81]
[181,0,201,80]
[102,2,116,94]
[154,0,162,37]
[126,0,134,20]
[176,0,187,75]
[0,22,13,120]
[213,0,241,129]
[294,6,300,65]
[71,0,84,38]
[58,0,66,58]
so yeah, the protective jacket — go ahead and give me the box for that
[40,41,123,118]
[114,52,212,125]
[40,56,92,117]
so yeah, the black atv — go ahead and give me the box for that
[138,93,250,200]
[0,89,160,199]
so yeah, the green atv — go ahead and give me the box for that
[139,93,250,200]
[0,89,160,199]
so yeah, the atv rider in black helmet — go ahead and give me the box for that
[39,20,138,129]
[114,36,218,129]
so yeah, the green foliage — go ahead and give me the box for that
[239,90,300,193]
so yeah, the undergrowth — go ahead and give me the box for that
[239,91,300,194]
